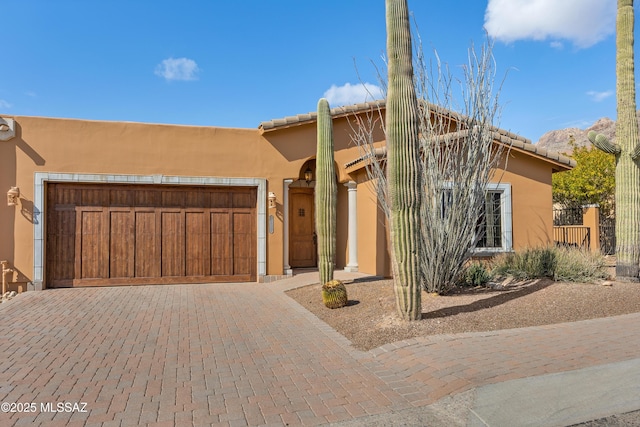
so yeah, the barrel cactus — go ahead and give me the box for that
[321,279,348,309]
[589,0,640,280]
[385,0,423,319]
[315,98,337,286]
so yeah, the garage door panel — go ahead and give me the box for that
[110,189,134,206]
[109,210,134,278]
[62,229,76,277]
[210,212,231,275]
[47,184,256,287]
[233,191,256,208]
[162,191,185,208]
[134,211,160,278]
[82,188,109,206]
[185,192,208,209]
[134,189,161,207]
[78,209,107,279]
[161,211,185,277]
[48,208,76,283]
[49,184,81,206]
[233,211,255,275]
[211,192,231,208]
[186,211,210,276]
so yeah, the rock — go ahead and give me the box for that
[488,282,505,290]
[1,291,18,301]
[536,112,640,155]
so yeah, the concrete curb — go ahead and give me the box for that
[331,359,640,427]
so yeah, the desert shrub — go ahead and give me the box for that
[492,247,556,280]
[491,246,608,282]
[553,247,609,282]
[460,262,493,287]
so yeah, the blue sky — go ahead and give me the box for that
[0,0,626,143]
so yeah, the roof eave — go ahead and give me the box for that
[259,100,387,133]
[344,138,575,173]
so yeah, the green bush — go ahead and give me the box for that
[553,247,608,282]
[491,246,608,282]
[460,263,493,287]
[492,247,556,280]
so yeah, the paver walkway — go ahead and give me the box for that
[1,271,639,426]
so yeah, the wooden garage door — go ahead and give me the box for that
[46,183,257,287]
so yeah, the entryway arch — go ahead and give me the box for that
[282,159,359,273]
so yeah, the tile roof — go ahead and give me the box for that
[258,100,387,132]
[259,99,576,170]
[344,130,576,171]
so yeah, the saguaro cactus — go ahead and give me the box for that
[589,0,640,279]
[385,0,423,319]
[315,98,337,286]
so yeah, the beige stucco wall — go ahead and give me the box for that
[1,114,382,290]
[346,146,560,277]
[354,173,390,277]
[259,114,387,276]
[500,149,556,250]
[1,112,561,291]
[2,116,296,289]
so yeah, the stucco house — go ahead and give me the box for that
[0,100,574,291]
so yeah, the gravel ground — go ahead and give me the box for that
[286,278,640,351]
[569,410,640,426]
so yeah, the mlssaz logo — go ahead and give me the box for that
[40,402,88,413]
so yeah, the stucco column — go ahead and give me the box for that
[582,204,601,253]
[283,179,293,275]
[344,181,359,272]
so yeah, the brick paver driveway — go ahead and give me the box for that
[0,281,410,426]
[1,275,640,426]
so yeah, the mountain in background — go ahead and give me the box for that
[536,111,640,155]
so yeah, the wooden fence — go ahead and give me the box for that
[552,226,591,250]
[552,206,608,253]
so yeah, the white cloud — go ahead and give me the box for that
[155,57,200,81]
[587,90,614,102]
[323,82,384,107]
[550,41,564,50]
[0,99,12,109]
[484,0,615,48]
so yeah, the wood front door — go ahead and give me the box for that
[289,187,316,268]
[46,183,257,287]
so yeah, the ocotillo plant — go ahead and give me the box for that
[589,0,640,279]
[315,98,337,286]
[385,0,423,319]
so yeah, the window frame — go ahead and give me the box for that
[472,183,513,254]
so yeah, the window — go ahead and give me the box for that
[477,191,503,248]
[474,183,512,253]
[438,183,512,253]
[439,188,454,219]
